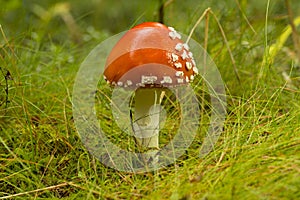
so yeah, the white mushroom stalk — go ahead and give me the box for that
[132,88,164,161]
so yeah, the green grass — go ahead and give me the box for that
[1,0,300,199]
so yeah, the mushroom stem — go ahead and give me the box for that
[133,88,164,160]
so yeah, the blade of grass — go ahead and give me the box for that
[186,8,241,82]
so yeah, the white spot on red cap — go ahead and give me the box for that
[117,81,123,86]
[185,62,193,70]
[168,27,175,32]
[190,75,194,81]
[175,43,183,51]
[171,53,179,62]
[186,76,189,82]
[169,31,177,40]
[177,78,184,83]
[141,75,157,84]
[126,80,132,86]
[175,71,184,77]
[174,62,182,69]
[176,32,182,39]
[161,76,172,84]
[181,50,189,60]
[169,29,182,40]
[183,43,190,51]
[193,67,198,74]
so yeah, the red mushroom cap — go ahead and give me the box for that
[103,22,198,87]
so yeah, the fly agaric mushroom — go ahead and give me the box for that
[103,22,198,163]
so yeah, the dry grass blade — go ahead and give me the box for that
[285,0,300,63]
[0,182,70,199]
[186,8,211,44]
[186,8,241,82]
[234,0,256,34]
